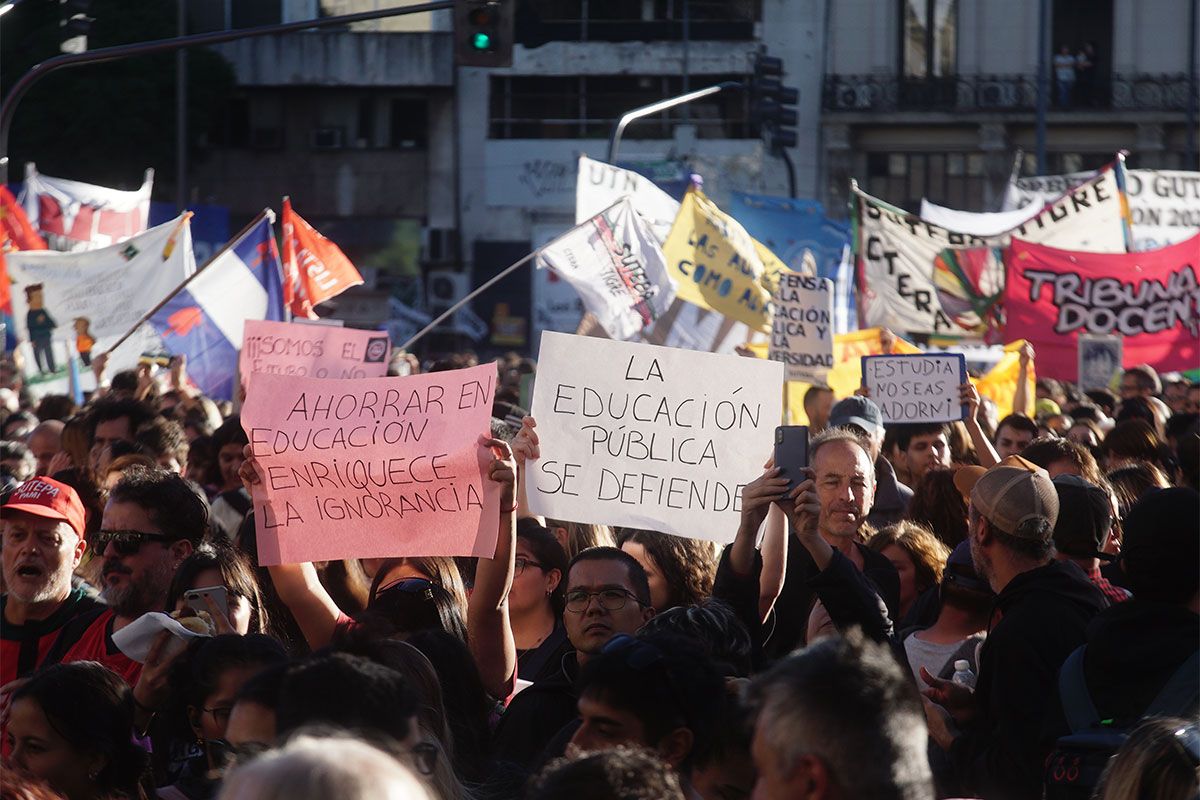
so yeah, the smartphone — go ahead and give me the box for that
[184,585,229,620]
[773,425,810,493]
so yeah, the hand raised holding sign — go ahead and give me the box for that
[511,417,540,465]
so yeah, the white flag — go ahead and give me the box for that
[575,156,681,245]
[538,198,677,341]
[20,164,153,251]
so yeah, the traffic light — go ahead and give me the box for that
[59,0,93,54]
[454,0,513,68]
[750,53,799,154]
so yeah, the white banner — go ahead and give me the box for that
[21,164,153,252]
[528,331,783,543]
[1005,168,1200,252]
[856,165,1127,336]
[7,215,193,391]
[918,199,1040,238]
[575,156,681,245]
[537,198,677,341]
[863,353,966,423]
[769,274,834,384]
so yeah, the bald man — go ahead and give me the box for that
[27,420,64,477]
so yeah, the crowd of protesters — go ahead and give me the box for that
[0,344,1196,800]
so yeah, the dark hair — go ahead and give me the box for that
[13,662,150,798]
[615,528,716,610]
[34,394,77,422]
[405,629,492,782]
[87,398,156,445]
[578,632,725,770]
[2,410,37,438]
[891,423,949,452]
[276,653,418,744]
[993,414,1038,442]
[1085,389,1119,416]
[637,598,752,677]
[182,408,215,440]
[168,634,286,741]
[567,546,652,607]
[1165,412,1200,443]
[749,630,932,799]
[530,746,686,800]
[905,467,969,547]
[1121,488,1200,605]
[1123,365,1161,395]
[50,467,104,537]
[1115,396,1161,432]
[166,545,271,635]
[1101,420,1169,469]
[803,385,832,407]
[970,505,1055,561]
[134,417,189,467]
[1107,462,1170,520]
[1067,404,1103,425]
[367,557,468,616]
[0,441,35,481]
[358,579,468,643]
[107,465,210,545]
[109,369,141,397]
[1023,437,1107,488]
[517,517,569,617]
[233,661,290,710]
[212,416,249,452]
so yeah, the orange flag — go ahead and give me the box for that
[281,197,363,319]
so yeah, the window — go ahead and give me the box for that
[390,99,428,149]
[488,75,750,139]
[901,0,958,78]
[515,0,759,45]
[864,151,985,212]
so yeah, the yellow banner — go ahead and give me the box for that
[663,190,779,332]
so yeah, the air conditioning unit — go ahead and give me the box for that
[977,80,1016,109]
[835,82,875,110]
[422,228,459,265]
[426,270,470,316]
[250,128,284,150]
[311,127,345,150]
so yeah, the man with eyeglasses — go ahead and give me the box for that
[40,466,208,684]
[1,477,103,686]
[493,546,654,771]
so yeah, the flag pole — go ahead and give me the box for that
[398,198,627,352]
[102,208,272,357]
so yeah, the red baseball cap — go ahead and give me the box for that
[2,477,86,537]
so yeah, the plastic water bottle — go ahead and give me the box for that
[951,659,976,689]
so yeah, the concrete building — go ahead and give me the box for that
[821,0,1200,214]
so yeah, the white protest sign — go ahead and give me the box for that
[862,353,966,423]
[528,331,784,543]
[241,320,391,389]
[769,273,834,384]
[1077,334,1123,391]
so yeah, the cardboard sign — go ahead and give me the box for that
[241,319,390,389]
[862,354,966,423]
[528,331,783,544]
[242,364,501,565]
[1077,334,1123,391]
[769,273,834,384]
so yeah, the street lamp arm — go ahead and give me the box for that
[0,0,454,182]
[608,81,743,162]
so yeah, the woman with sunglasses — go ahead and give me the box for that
[157,635,287,800]
[246,436,522,700]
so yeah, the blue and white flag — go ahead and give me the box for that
[150,212,285,400]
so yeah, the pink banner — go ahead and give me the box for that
[1004,234,1200,381]
[240,319,391,389]
[242,364,501,565]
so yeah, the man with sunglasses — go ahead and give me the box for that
[41,466,208,684]
[1,477,103,686]
[493,546,654,771]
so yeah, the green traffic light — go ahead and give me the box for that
[472,31,492,50]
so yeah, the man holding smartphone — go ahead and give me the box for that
[828,396,913,530]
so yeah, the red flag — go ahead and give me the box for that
[0,187,47,313]
[281,197,363,319]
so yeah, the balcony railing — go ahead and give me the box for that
[822,73,1197,113]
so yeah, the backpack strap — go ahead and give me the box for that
[1144,650,1200,719]
[1058,645,1102,734]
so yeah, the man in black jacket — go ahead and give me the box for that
[1041,487,1199,744]
[923,455,1105,800]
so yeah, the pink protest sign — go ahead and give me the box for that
[240,319,391,389]
[241,364,501,565]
